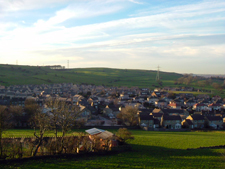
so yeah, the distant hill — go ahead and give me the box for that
[0,64,182,88]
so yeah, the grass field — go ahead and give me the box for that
[1,129,225,169]
[0,64,224,97]
[0,64,182,88]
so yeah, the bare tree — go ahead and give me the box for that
[30,106,50,156]
[45,98,60,139]
[117,106,139,126]
[56,101,81,153]
[24,98,50,156]
[0,105,12,157]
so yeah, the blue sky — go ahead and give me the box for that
[0,0,224,74]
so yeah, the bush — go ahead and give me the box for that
[116,128,134,144]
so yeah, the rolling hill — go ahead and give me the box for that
[0,64,182,88]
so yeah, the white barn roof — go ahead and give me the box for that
[85,128,114,139]
[85,128,105,135]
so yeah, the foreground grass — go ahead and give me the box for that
[1,130,225,169]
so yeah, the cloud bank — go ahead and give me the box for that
[0,0,224,74]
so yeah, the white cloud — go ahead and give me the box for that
[0,0,224,74]
[0,0,72,12]
[129,0,143,5]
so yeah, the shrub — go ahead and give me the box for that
[116,128,134,144]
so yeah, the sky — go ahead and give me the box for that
[0,0,225,74]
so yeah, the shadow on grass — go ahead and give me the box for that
[1,144,224,169]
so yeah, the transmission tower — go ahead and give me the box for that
[156,65,160,81]
[67,60,69,69]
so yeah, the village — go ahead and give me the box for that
[0,83,225,130]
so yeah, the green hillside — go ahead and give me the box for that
[0,64,182,88]
[0,64,224,97]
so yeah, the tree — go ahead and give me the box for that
[212,83,222,91]
[53,101,81,152]
[30,107,50,156]
[116,128,134,143]
[117,106,138,126]
[45,98,61,139]
[168,92,176,99]
[9,105,23,128]
[197,80,207,87]
[46,100,81,153]
[24,98,40,120]
[0,106,12,157]
[24,98,50,156]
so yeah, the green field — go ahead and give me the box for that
[1,129,225,169]
[0,64,182,88]
[0,64,224,97]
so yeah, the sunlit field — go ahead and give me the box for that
[1,130,225,169]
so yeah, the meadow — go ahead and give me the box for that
[1,64,224,97]
[1,129,225,169]
[0,64,181,88]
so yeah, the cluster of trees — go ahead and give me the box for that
[175,74,225,91]
[0,98,83,157]
[117,106,139,126]
[175,74,196,85]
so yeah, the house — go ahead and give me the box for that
[138,108,153,114]
[182,119,194,129]
[170,98,184,106]
[155,99,168,108]
[201,110,215,116]
[167,103,181,109]
[139,91,150,96]
[152,108,163,114]
[153,119,160,128]
[85,105,98,115]
[193,103,208,111]
[196,94,210,99]
[0,97,10,106]
[186,114,205,128]
[184,99,197,107]
[150,112,163,122]
[212,95,221,101]
[103,104,120,122]
[133,96,146,103]
[205,116,223,129]
[139,114,155,128]
[72,94,84,105]
[200,99,212,106]
[79,105,92,122]
[161,115,182,129]
[160,109,189,117]
[147,96,158,104]
[208,103,221,111]
[5,91,15,98]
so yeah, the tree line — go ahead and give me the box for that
[174,74,225,91]
[0,98,83,158]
